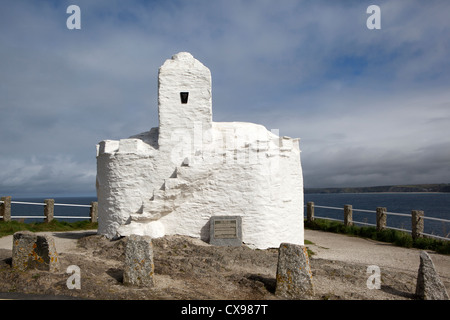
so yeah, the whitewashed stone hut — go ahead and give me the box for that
[96,52,304,249]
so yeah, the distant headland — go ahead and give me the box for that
[305,183,450,194]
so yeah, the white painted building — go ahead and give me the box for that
[96,52,304,249]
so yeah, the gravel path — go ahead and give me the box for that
[305,229,450,282]
[0,230,97,253]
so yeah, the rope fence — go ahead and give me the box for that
[305,201,450,242]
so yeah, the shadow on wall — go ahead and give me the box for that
[200,220,210,243]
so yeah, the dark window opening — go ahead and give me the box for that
[180,92,189,104]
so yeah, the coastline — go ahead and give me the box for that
[305,192,449,195]
[305,183,450,194]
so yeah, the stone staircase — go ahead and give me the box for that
[127,160,216,224]
[129,169,188,222]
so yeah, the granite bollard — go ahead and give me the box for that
[123,234,155,287]
[12,231,60,272]
[416,251,449,300]
[275,242,314,298]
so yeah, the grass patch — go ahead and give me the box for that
[306,247,315,257]
[0,220,98,238]
[305,219,450,255]
[303,239,315,256]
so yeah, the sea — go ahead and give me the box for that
[6,193,450,239]
[304,193,450,239]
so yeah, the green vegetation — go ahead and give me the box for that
[304,239,315,256]
[0,220,97,238]
[305,219,450,255]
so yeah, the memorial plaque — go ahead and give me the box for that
[209,216,242,246]
[214,220,237,238]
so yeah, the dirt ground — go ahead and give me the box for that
[1,229,446,300]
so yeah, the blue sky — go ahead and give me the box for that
[1,0,450,197]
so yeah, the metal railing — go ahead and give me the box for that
[0,196,97,223]
[305,202,450,241]
[3,197,449,241]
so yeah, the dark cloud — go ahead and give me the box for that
[0,0,449,196]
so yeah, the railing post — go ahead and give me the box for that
[411,210,424,240]
[344,204,353,227]
[376,207,387,231]
[44,199,54,223]
[90,201,98,223]
[307,202,314,223]
[0,196,12,222]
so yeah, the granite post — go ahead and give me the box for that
[275,242,314,298]
[123,234,155,287]
[0,196,11,222]
[44,199,54,223]
[12,231,60,272]
[411,210,424,240]
[376,207,387,232]
[90,201,98,223]
[344,204,353,227]
[416,251,449,300]
[306,202,315,223]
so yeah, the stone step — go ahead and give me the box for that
[132,172,190,222]
[132,199,173,221]
[164,177,183,190]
